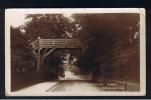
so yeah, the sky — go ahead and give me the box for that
[10,13,72,27]
[9,13,27,27]
[7,8,142,28]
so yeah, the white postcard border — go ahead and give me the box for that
[5,8,146,96]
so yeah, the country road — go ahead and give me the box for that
[47,80,104,92]
[12,79,140,97]
[12,70,139,95]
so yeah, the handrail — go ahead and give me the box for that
[31,38,80,49]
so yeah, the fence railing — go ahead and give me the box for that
[31,37,80,50]
[31,40,39,50]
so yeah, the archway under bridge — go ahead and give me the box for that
[31,37,86,80]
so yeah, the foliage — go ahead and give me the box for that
[11,13,140,83]
[24,14,78,41]
[11,14,78,73]
[11,26,33,72]
[73,13,140,82]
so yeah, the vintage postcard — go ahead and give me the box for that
[5,8,146,96]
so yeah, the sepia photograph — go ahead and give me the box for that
[5,8,146,96]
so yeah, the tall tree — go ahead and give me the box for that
[24,14,78,41]
[73,13,140,82]
[11,14,78,73]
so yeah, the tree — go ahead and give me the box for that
[11,26,33,72]
[24,14,78,41]
[73,13,140,82]
[11,14,79,76]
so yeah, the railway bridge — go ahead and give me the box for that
[13,37,129,93]
[31,37,81,72]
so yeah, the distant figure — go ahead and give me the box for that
[65,53,70,61]
[71,56,78,65]
[58,64,65,78]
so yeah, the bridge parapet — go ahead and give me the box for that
[31,37,81,72]
[31,37,80,50]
